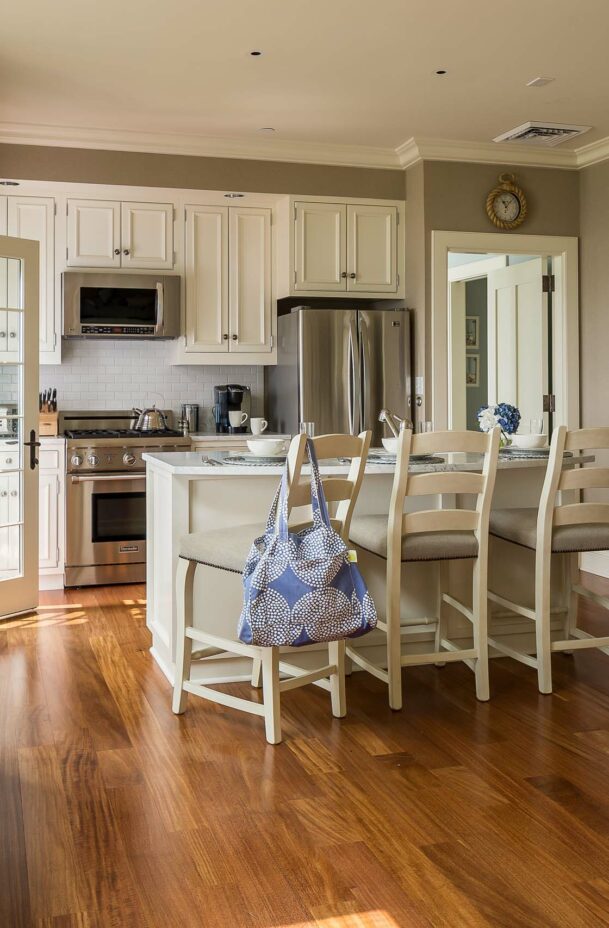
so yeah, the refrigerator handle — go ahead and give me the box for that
[348,315,360,435]
[360,317,370,432]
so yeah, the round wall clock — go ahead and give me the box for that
[485,173,528,230]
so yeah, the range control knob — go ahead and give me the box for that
[71,454,83,467]
[87,454,99,467]
[123,452,136,466]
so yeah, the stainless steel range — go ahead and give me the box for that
[62,411,190,587]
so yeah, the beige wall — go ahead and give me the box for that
[0,143,405,199]
[579,160,609,429]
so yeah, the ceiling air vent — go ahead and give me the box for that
[493,121,591,147]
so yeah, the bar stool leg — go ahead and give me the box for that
[434,561,447,667]
[535,554,553,694]
[251,658,262,688]
[172,557,197,714]
[262,647,282,744]
[472,558,490,702]
[562,553,579,654]
[329,639,346,718]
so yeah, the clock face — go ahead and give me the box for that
[493,191,521,223]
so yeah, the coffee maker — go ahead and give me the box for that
[213,384,251,433]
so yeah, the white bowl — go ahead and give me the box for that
[246,438,286,456]
[381,437,398,453]
[511,433,548,449]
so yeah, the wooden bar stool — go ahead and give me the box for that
[348,427,500,710]
[172,430,371,743]
[488,426,609,694]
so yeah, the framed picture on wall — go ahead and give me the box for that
[466,354,480,387]
[465,316,479,348]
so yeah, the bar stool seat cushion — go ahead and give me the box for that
[350,515,478,562]
[179,523,265,573]
[490,507,609,553]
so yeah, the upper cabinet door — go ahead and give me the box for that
[184,205,229,353]
[229,208,272,354]
[294,202,346,291]
[121,202,174,269]
[67,199,121,268]
[7,197,56,354]
[346,204,397,293]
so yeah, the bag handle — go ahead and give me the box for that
[273,438,333,540]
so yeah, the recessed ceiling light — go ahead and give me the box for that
[435,69,447,75]
[0,180,19,186]
[249,50,263,57]
[257,127,276,133]
[526,76,555,88]
[224,192,245,198]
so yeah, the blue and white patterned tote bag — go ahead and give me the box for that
[238,440,377,647]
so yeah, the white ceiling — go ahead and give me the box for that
[3,0,609,168]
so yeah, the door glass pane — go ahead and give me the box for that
[0,256,24,583]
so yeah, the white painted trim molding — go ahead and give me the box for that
[431,230,580,432]
[3,121,609,172]
[581,552,609,579]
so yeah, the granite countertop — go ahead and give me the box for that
[143,450,594,477]
[189,432,290,440]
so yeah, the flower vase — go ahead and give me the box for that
[500,432,511,448]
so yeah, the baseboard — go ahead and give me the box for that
[38,573,64,591]
[580,551,609,579]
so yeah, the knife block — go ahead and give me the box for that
[39,411,58,436]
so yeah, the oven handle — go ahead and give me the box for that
[69,474,146,483]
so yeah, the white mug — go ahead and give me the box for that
[250,417,268,435]
[228,410,248,427]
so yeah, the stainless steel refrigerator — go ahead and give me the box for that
[266,307,412,446]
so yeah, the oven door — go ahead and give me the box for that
[66,472,146,572]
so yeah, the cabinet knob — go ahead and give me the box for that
[123,249,130,256]
[0,332,5,338]
[9,332,16,338]
[114,249,120,256]
[340,271,347,279]
[231,334,238,341]
[223,333,229,340]
[10,490,17,497]
[349,273,356,279]
[5,458,12,464]
[0,491,7,497]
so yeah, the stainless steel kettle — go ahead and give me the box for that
[132,406,169,432]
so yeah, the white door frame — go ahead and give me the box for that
[431,231,579,431]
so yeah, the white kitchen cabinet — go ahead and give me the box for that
[346,204,397,293]
[67,199,121,267]
[229,208,272,353]
[180,204,273,362]
[67,199,174,270]
[38,439,65,590]
[8,197,57,355]
[294,202,346,291]
[0,195,59,362]
[184,205,229,353]
[278,196,404,299]
[121,202,174,269]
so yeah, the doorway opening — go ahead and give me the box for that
[431,231,579,433]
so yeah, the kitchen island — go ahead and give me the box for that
[144,450,583,685]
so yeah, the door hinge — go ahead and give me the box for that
[294,204,297,222]
[66,247,69,260]
[52,333,57,349]
[53,202,57,216]
[270,334,274,348]
[543,394,556,413]
[173,251,177,265]
[66,203,69,215]
[396,211,400,226]
[542,274,555,293]
[173,207,177,221]
[294,269,297,285]
[396,272,400,289]
[56,546,60,566]
[56,479,60,496]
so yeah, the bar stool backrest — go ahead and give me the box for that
[387,428,501,557]
[538,426,609,541]
[287,431,372,541]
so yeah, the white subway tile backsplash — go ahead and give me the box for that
[41,341,264,430]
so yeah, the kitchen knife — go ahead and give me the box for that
[51,388,57,411]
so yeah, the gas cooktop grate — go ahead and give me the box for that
[65,428,184,439]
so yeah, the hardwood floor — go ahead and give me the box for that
[3,575,609,926]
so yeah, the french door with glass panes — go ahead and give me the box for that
[0,235,39,618]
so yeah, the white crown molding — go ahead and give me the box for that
[0,121,401,170]
[573,135,609,168]
[2,120,609,173]
[397,136,579,170]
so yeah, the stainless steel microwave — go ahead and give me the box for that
[62,272,180,339]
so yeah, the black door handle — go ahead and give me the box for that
[23,429,41,470]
